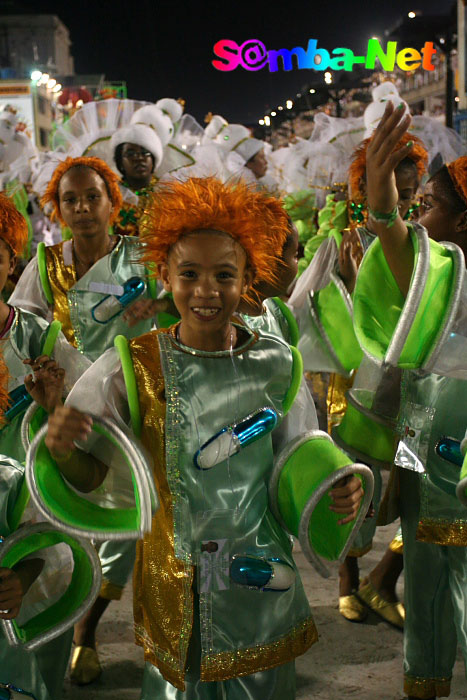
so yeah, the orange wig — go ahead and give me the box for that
[0,192,28,257]
[41,156,123,225]
[140,177,289,286]
[446,156,467,206]
[349,132,428,201]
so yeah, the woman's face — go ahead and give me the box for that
[246,149,268,179]
[58,166,113,239]
[418,178,467,256]
[120,143,154,184]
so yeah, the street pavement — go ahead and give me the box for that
[63,523,465,699]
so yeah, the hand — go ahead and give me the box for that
[123,299,169,327]
[45,405,93,459]
[0,567,23,619]
[365,101,412,216]
[329,475,364,525]
[24,355,65,413]
[338,230,359,294]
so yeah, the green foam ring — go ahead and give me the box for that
[314,276,363,372]
[25,415,157,540]
[272,297,300,348]
[36,242,54,305]
[41,320,62,357]
[114,335,141,439]
[456,451,467,507]
[334,402,397,466]
[274,433,374,577]
[0,523,101,650]
[282,346,303,416]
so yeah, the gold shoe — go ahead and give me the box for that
[357,579,405,629]
[339,594,367,622]
[70,645,102,685]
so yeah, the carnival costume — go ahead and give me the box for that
[42,177,374,696]
[353,201,467,697]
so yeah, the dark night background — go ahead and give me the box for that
[2,0,451,123]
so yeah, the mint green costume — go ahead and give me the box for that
[8,237,159,601]
[0,457,73,700]
[354,223,467,698]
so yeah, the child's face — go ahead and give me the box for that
[159,230,253,345]
[58,167,113,238]
[0,238,16,295]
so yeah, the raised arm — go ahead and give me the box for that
[365,101,415,296]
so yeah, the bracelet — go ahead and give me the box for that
[52,450,73,463]
[368,205,399,228]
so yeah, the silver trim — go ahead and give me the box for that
[21,400,40,452]
[25,414,158,541]
[268,430,332,530]
[0,522,102,651]
[385,223,430,367]
[298,464,374,578]
[422,242,465,373]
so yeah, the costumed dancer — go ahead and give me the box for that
[110,121,163,237]
[0,346,99,700]
[358,100,467,699]
[8,156,162,684]
[289,106,428,626]
[0,194,90,466]
[43,177,369,698]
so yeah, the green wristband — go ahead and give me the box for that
[368,205,399,228]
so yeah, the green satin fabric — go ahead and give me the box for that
[141,594,296,699]
[398,371,467,526]
[64,237,154,361]
[0,309,51,463]
[158,329,312,664]
[242,298,293,345]
[400,469,467,688]
[99,538,136,588]
[0,457,73,700]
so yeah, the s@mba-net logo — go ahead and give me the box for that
[212,38,437,73]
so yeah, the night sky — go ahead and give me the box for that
[8,0,451,123]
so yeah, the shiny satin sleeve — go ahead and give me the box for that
[272,376,319,454]
[8,256,51,320]
[64,348,136,507]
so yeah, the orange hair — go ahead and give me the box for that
[41,156,123,225]
[446,157,467,206]
[0,193,28,257]
[140,177,289,286]
[349,133,428,201]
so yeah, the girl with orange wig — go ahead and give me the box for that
[354,100,467,699]
[8,156,170,683]
[9,156,164,362]
[0,193,88,699]
[44,176,366,698]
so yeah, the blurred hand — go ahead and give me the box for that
[123,299,168,327]
[366,101,412,216]
[338,230,359,294]
[329,475,364,525]
[0,567,23,619]
[24,355,65,412]
[45,405,93,459]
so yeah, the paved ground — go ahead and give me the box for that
[63,523,465,699]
